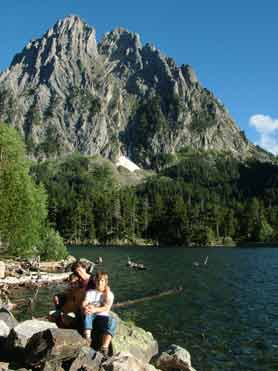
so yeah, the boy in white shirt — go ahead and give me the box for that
[82,271,115,356]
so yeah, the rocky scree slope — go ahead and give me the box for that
[0,15,269,168]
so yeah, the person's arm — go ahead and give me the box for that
[75,266,91,282]
[85,292,114,314]
[81,291,92,311]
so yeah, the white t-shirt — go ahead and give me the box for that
[85,289,114,316]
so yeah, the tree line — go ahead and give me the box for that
[32,148,278,247]
[1,122,278,260]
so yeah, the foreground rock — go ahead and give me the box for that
[113,314,158,363]
[69,347,103,371]
[8,320,57,350]
[25,328,87,366]
[0,316,197,371]
[101,352,160,371]
[155,344,197,371]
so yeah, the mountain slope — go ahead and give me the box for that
[0,15,270,167]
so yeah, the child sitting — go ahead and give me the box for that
[82,271,116,356]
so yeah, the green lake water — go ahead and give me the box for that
[12,246,278,371]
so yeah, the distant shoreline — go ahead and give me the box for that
[65,241,278,248]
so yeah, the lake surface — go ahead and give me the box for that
[12,247,278,371]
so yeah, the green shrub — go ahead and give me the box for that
[39,228,68,261]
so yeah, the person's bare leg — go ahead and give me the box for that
[101,333,112,356]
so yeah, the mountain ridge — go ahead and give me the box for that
[0,15,271,168]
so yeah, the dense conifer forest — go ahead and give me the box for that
[31,147,278,247]
[1,122,278,257]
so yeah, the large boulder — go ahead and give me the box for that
[155,344,197,371]
[100,352,160,371]
[24,328,87,366]
[7,320,57,350]
[113,314,158,363]
[69,347,103,371]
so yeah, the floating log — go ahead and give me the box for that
[113,287,183,308]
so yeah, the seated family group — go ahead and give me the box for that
[49,261,116,357]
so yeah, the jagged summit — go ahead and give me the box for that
[0,15,270,167]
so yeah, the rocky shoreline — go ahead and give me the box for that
[0,257,197,370]
[0,308,197,371]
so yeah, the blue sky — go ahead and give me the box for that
[1,0,278,153]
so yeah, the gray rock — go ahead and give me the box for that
[24,328,87,366]
[155,344,197,371]
[69,347,103,371]
[7,320,57,349]
[100,352,160,371]
[113,314,158,363]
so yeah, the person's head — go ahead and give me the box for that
[71,261,88,279]
[68,273,82,288]
[71,261,87,273]
[95,271,109,292]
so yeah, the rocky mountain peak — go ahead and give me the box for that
[99,28,142,67]
[181,64,198,85]
[0,15,270,166]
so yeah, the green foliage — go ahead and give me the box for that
[0,123,48,257]
[39,228,68,261]
[32,148,278,247]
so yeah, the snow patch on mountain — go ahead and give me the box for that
[116,155,140,172]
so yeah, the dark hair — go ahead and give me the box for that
[67,273,80,283]
[71,261,87,273]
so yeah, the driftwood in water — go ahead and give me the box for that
[113,286,183,308]
[0,272,71,288]
[127,257,146,270]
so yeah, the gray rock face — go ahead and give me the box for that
[7,319,57,349]
[0,15,269,167]
[155,344,197,371]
